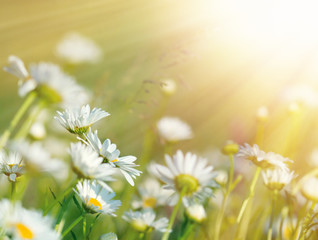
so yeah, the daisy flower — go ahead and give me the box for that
[100,232,118,240]
[0,199,60,240]
[155,150,218,205]
[74,180,121,215]
[301,177,318,202]
[11,141,68,182]
[262,168,295,191]
[236,143,291,170]
[123,209,169,233]
[0,151,24,182]
[56,32,102,64]
[4,56,89,106]
[185,202,207,223]
[29,62,89,107]
[3,55,37,97]
[84,130,141,186]
[157,117,192,142]
[69,142,115,191]
[55,105,109,134]
[133,178,171,209]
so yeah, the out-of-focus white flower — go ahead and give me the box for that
[0,199,60,240]
[215,170,228,185]
[185,203,207,223]
[309,149,318,167]
[29,62,89,107]
[236,144,291,170]
[74,180,121,216]
[157,117,192,142]
[3,55,29,79]
[3,55,37,97]
[262,168,294,191]
[29,122,46,140]
[11,141,68,182]
[160,78,177,95]
[133,178,171,209]
[69,142,115,191]
[100,232,118,240]
[155,150,218,205]
[56,32,102,64]
[256,106,269,122]
[84,130,141,186]
[55,105,109,134]
[301,177,318,202]
[123,209,169,233]
[281,84,318,107]
[0,151,24,182]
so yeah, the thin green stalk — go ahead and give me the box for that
[237,167,261,223]
[299,201,317,240]
[61,215,84,238]
[0,92,37,149]
[180,222,195,240]
[139,232,145,240]
[214,154,234,240]
[14,100,46,139]
[44,185,74,216]
[83,215,87,240]
[162,188,187,240]
[267,191,278,240]
[10,182,16,202]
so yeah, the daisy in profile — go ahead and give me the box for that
[69,142,115,191]
[84,130,141,186]
[3,55,37,97]
[55,105,109,134]
[11,140,68,182]
[157,117,192,142]
[123,209,169,233]
[74,180,121,216]
[56,32,102,64]
[133,178,171,209]
[3,56,89,106]
[29,62,89,107]
[0,199,60,240]
[236,143,291,170]
[262,167,295,191]
[155,150,218,205]
[0,151,24,182]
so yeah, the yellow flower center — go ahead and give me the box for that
[87,197,102,210]
[132,219,148,232]
[111,159,118,163]
[37,84,62,104]
[16,223,34,239]
[143,197,156,208]
[174,174,199,195]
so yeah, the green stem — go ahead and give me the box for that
[138,232,145,240]
[10,182,16,202]
[180,223,195,240]
[214,154,234,240]
[83,215,87,240]
[162,188,186,240]
[61,215,84,238]
[14,100,46,139]
[0,92,37,149]
[44,185,74,216]
[237,167,261,223]
[267,191,278,240]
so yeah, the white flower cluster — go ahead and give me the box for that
[237,143,295,191]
